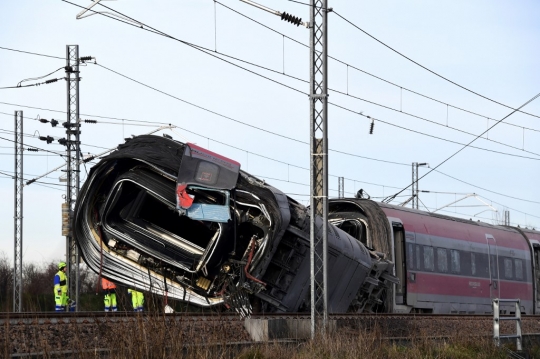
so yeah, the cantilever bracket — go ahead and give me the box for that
[76,0,144,27]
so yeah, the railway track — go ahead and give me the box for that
[2,311,539,358]
[0,310,535,325]
[0,311,540,324]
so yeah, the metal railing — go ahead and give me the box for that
[493,298,522,352]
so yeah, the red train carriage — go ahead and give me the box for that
[329,199,540,315]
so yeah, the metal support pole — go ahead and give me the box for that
[412,163,427,210]
[338,177,344,198]
[412,162,418,210]
[13,110,23,312]
[65,45,80,311]
[310,0,328,338]
[504,210,510,226]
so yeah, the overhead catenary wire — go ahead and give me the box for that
[16,66,65,87]
[173,125,539,209]
[0,46,65,60]
[3,19,537,158]
[383,91,540,203]
[333,11,540,121]
[113,34,540,157]
[90,62,540,161]
[0,77,64,90]
[0,111,64,129]
[0,170,67,187]
[0,135,68,157]
[21,125,173,186]
[213,1,540,134]
[0,101,171,126]
[0,99,409,167]
[3,113,538,222]
[54,2,539,161]
[0,90,536,204]
[330,102,540,161]
[2,44,536,214]
[432,169,540,205]
[61,0,306,95]
[4,16,540,136]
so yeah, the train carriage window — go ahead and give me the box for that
[415,245,422,270]
[514,259,523,280]
[424,246,434,271]
[450,250,460,273]
[437,248,448,273]
[407,243,414,270]
[504,258,513,279]
[471,253,476,275]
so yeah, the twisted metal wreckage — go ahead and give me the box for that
[74,135,398,316]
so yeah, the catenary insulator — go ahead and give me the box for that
[369,120,374,134]
[281,12,302,26]
[39,136,54,144]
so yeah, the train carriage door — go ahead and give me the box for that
[533,243,540,312]
[393,221,407,305]
[486,234,500,299]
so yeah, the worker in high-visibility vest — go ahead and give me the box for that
[101,278,118,312]
[128,289,144,312]
[53,262,68,311]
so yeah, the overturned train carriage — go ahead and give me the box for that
[74,135,397,314]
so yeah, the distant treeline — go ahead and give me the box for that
[0,252,217,313]
[0,252,102,311]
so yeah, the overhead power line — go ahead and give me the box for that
[59,1,540,160]
[93,62,540,161]
[7,9,538,156]
[0,46,65,60]
[213,1,540,134]
[329,102,540,161]
[0,77,64,90]
[383,91,540,203]
[333,11,540,121]
[1,99,536,209]
[0,135,68,157]
[0,81,537,204]
[4,11,540,136]
[432,169,540,205]
[0,43,535,204]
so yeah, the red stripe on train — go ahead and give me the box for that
[407,272,532,298]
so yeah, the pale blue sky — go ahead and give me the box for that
[1,0,539,263]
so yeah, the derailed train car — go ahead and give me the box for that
[74,135,397,315]
[329,198,540,315]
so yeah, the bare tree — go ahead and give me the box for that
[0,252,12,311]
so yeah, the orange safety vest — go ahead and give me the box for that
[101,278,117,290]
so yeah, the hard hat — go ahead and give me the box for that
[58,261,67,270]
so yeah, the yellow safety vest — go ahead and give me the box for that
[54,270,67,295]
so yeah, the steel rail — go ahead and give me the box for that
[2,311,535,323]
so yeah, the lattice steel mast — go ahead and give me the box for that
[65,45,81,310]
[309,0,329,338]
[13,110,23,312]
[412,162,427,210]
[412,162,418,209]
[337,177,344,198]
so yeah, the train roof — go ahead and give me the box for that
[376,200,540,237]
